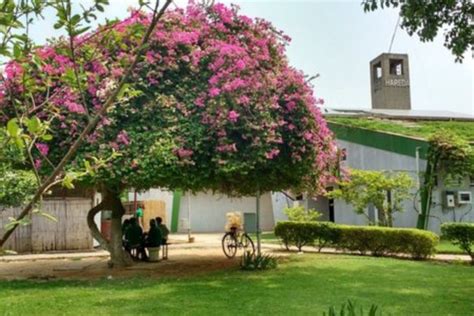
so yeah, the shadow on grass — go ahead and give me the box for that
[0,254,473,315]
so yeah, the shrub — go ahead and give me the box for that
[284,205,321,222]
[275,221,339,251]
[275,222,439,259]
[441,222,474,263]
[337,226,438,259]
[324,300,381,316]
[313,222,340,252]
[274,221,315,251]
[240,251,278,271]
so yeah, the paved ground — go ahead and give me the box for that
[0,233,470,281]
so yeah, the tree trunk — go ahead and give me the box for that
[108,192,132,267]
[86,187,132,268]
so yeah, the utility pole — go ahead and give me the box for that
[256,189,261,256]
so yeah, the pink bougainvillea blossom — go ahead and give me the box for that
[217,143,238,153]
[176,148,194,158]
[194,97,205,107]
[4,61,23,79]
[265,148,280,160]
[117,130,130,146]
[228,110,239,123]
[34,159,42,169]
[209,87,221,97]
[35,143,49,156]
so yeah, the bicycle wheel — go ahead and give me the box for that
[241,233,255,256]
[222,232,238,258]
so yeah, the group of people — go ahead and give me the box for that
[122,215,169,261]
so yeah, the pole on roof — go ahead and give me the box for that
[256,189,261,256]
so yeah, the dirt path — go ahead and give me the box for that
[0,233,470,281]
[0,234,271,281]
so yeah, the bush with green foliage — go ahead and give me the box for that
[275,222,439,259]
[337,225,438,259]
[284,205,321,222]
[324,300,381,316]
[240,251,278,271]
[441,223,474,264]
[274,221,315,251]
[274,221,339,252]
[313,221,340,252]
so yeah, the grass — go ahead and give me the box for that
[0,254,473,315]
[436,240,465,254]
[327,116,474,141]
[249,232,278,243]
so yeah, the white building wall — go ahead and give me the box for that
[179,192,274,233]
[336,140,474,234]
[271,192,293,223]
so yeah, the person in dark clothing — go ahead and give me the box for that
[122,219,131,239]
[156,217,169,246]
[124,217,146,259]
[145,219,162,248]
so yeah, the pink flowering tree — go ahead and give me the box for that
[1,2,338,266]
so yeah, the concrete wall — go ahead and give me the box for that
[370,53,411,110]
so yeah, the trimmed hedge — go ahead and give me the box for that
[274,221,338,251]
[274,221,439,259]
[441,222,474,263]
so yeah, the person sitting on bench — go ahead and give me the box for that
[124,217,145,259]
[156,217,169,245]
[122,219,131,238]
[146,219,162,248]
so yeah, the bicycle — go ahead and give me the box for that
[221,226,255,258]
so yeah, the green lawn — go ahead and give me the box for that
[436,240,465,254]
[1,254,473,315]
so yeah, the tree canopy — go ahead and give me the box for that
[0,3,338,197]
[329,169,413,227]
[363,0,474,61]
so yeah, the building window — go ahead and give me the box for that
[373,62,382,79]
[389,59,403,76]
[470,176,474,187]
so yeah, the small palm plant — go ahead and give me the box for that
[324,300,381,316]
[240,251,278,271]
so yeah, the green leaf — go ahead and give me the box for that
[71,26,90,37]
[26,117,41,134]
[41,134,53,141]
[62,173,76,189]
[117,83,129,99]
[7,119,21,137]
[70,14,81,26]
[12,43,21,58]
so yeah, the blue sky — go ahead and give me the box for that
[30,0,473,115]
